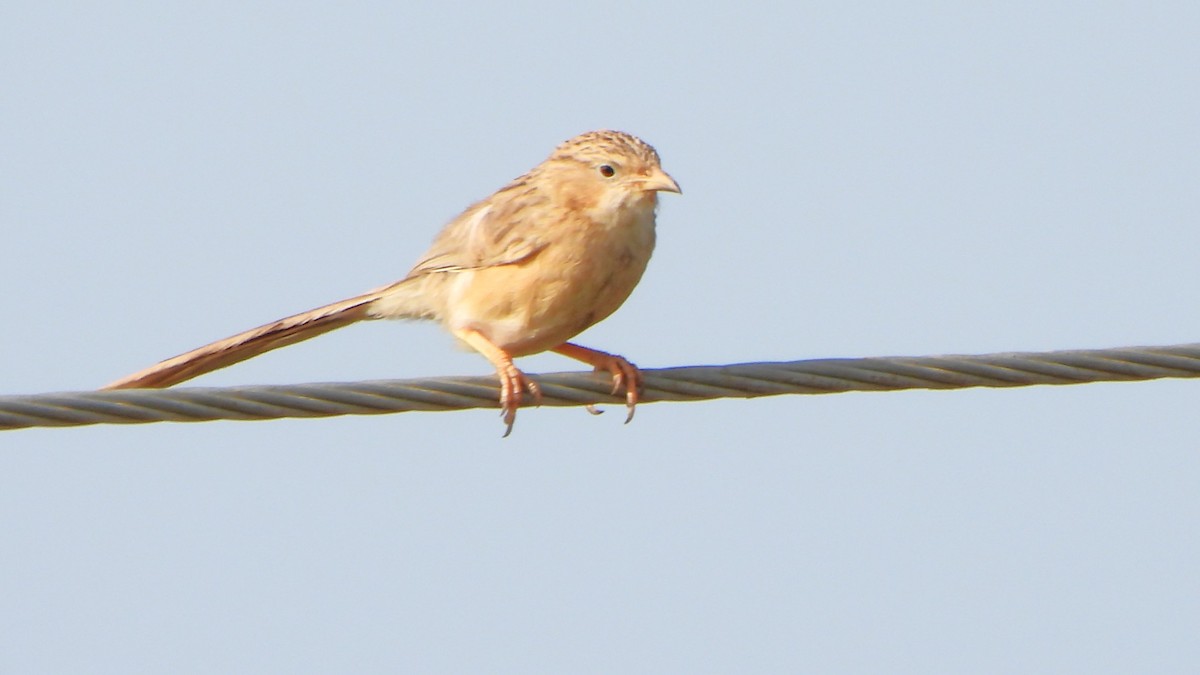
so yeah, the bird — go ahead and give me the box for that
[103,130,681,435]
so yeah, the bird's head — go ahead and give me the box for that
[536,130,680,217]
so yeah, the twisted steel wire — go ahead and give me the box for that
[3,342,1199,431]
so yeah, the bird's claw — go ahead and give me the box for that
[498,365,541,437]
[593,355,643,424]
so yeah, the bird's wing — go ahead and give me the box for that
[406,178,552,277]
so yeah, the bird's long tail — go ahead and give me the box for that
[102,290,388,390]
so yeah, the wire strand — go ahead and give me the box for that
[4,342,1199,431]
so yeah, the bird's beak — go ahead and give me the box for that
[640,168,682,194]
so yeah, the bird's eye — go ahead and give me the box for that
[598,164,616,178]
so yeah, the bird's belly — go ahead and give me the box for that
[445,226,654,356]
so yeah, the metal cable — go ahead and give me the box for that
[3,342,1199,431]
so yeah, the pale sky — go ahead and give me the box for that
[3,2,1199,672]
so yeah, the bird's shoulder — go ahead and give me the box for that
[405,171,587,277]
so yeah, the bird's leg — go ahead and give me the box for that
[453,328,541,437]
[552,343,643,423]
